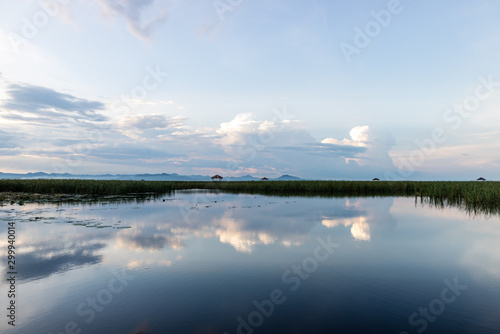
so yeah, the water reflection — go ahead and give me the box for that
[165,194,399,253]
[1,193,499,334]
[323,216,371,241]
[322,197,397,242]
[17,240,105,281]
[116,231,184,252]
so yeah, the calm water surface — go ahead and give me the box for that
[1,191,500,334]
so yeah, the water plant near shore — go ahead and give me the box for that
[0,179,499,214]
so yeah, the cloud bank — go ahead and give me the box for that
[0,81,398,178]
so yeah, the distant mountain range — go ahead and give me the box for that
[0,172,302,181]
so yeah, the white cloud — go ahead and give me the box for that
[0,88,397,178]
[322,126,369,147]
[216,112,312,148]
[322,125,395,170]
[350,125,371,142]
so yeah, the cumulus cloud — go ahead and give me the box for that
[322,125,395,171]
[216,113,311,146]
[216,112,335,160]
[350,125,371,142]
[322,125,371,147]
[1,89,396,178]
[211,114,394,178]
[95,0,169,40]
[101,112,394,178]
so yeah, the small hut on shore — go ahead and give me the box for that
[211,174,223,181]
[477,177,486,181]
[372,178,380,181]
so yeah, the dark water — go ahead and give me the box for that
[1,192,499,334]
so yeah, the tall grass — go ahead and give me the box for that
[0,179,178,195]
[1,179,499,213]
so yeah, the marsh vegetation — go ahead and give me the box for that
[1,179,499,214]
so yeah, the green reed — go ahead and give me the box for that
[1,179,499,214]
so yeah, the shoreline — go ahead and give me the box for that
[0,179,499,205]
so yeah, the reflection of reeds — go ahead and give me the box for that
[1,179,499,214]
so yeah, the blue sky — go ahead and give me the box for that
[1,0,499,180]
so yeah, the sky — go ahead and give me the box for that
[0,0,499,180]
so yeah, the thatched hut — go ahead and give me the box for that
[211,174,223,181]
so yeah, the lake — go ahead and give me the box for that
[1,191,500,334]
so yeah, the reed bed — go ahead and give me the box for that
[0,179,499,213]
